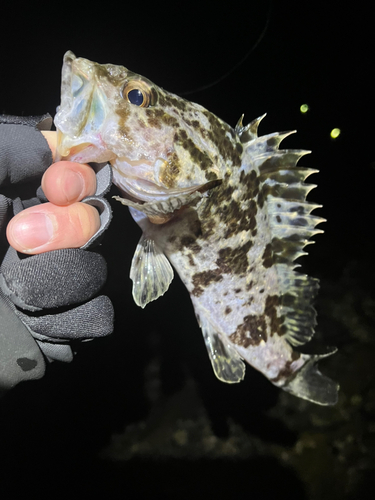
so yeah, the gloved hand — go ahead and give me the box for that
[0,114,114,393]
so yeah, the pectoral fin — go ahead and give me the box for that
[199,314,246,383]
[130,233,174,308]
[113,190,203,218]
[113,179,221,219]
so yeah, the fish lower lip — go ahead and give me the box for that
[57,141,116,163]
[66,143,92,156]
[56,140,93,159]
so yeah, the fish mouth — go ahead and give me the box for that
[60,142,92,158]
[56,130,117,163]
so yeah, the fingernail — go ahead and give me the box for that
[62,169,84,202]
[9,213,54,252]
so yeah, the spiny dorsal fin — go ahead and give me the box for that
[236,113,267,143]
[241,122,325,349]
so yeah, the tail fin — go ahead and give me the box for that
[282,349,339,405]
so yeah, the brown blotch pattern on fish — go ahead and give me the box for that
[174,130,214,173]
[115,101,132,140]
[188,213,202,239]
[270,349,302,384]
[179,235,202,254]
[270,360,296,384]
[265,295,286,336]
[159,152,181,188]
[291,350,301,361]
[246,280,254,291]
[262,243,274,268]
[199,175,259,240]
[95,63,128,87]
[204,171,218,181]
[161,93,188,112]
[229,294,285,347]
[144,108,162,129]
[203,111,242,167]
[216,241,252,275]
[181,116,208,141]
[229,314,267,348]
[144,107,181,129]
[191,269,223,297]
[239,170,260,200]
[187,254,195,267]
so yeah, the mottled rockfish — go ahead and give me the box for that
[55,51,339,405]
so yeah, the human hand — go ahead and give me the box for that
[0,115,114,391]
[6,131,101,254]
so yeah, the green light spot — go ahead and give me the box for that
[330,128,341,139]
[300,104,309,113]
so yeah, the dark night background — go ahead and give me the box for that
[1,2,374,499]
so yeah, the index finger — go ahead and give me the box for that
[41,161,97,206]
[41,131,57,161]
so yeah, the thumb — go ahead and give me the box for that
[6,202,100,254]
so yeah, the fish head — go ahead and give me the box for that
[55,51,242,203]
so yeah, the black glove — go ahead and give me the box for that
[0,114,114,393]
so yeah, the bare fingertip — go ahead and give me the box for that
[61,169,85,203]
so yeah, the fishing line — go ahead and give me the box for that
[179,0,273,96]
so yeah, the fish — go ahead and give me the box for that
[55,51,339,405]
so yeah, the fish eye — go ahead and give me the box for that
[122,80,151,108]
[128,89,145,106]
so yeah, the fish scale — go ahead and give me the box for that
[55,51,339,405]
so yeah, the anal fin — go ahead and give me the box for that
[130,233,174,308]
